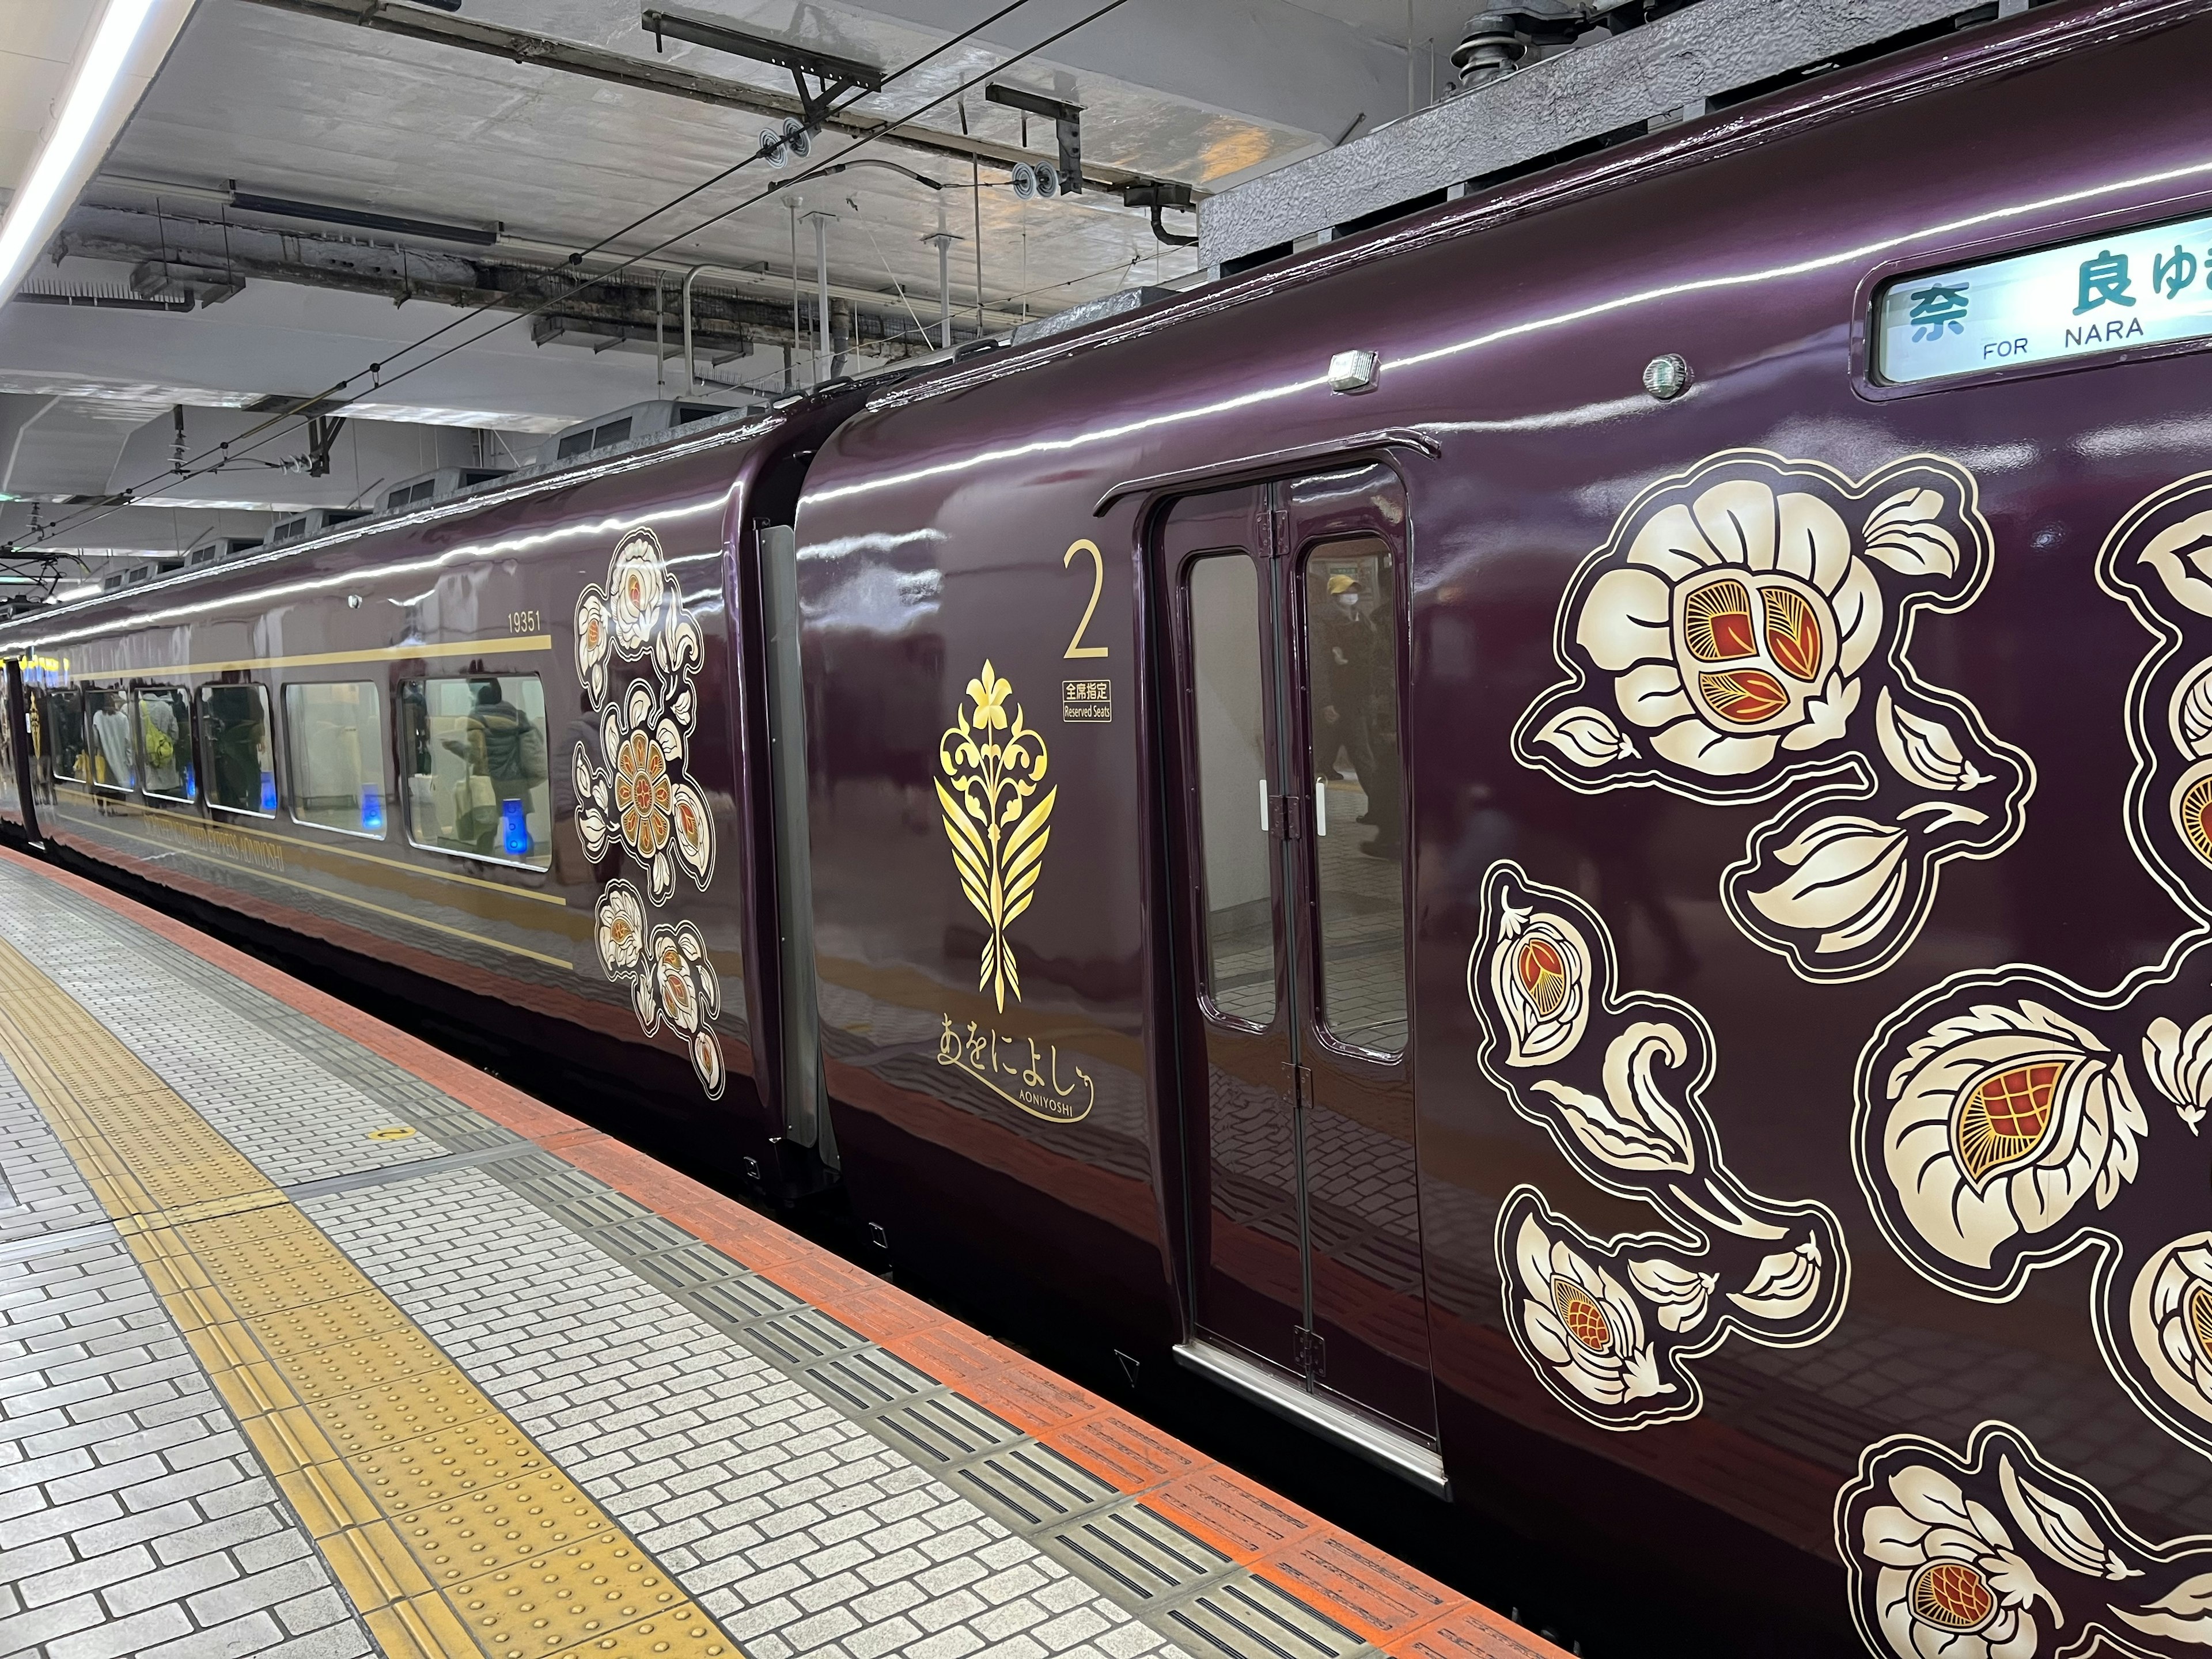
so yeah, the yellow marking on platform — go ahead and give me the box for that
[0,937,736,1659]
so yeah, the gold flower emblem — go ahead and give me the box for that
[937,660,1056,1012]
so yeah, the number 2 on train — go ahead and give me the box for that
[1062,540,1109,660]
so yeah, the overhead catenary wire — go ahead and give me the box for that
[25,0,1142,553]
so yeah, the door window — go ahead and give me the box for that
[136,689,195,804]
[282,681,385,837]
[200,684,278,815]
[1187,552,1275,1027]
[398,675,552,867]
[41,691,80,783]
[1301,537,1407,1056]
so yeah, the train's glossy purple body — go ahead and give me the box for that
[14,3,2212,1649]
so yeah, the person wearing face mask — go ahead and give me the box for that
[1311,570,1402,858]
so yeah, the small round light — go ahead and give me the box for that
[1642,353,1692,401]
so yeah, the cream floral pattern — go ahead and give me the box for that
[1516,449,2029,982]
[2131,1235,2212,1430]
[1861,1460,2055,1659]
[1876,1002,2144,1272]
[1469,864,1846,1431]
[1513,1212,1665,1410]
[575,527,724,1099]
[1836,1424,2204,1659]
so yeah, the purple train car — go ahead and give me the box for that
[13,2,2212,1649]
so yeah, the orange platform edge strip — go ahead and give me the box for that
[0,844,1570,1659]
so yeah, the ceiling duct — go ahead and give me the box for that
[227,192,499,247]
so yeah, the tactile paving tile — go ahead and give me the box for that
[441,1537,713,1657]
[870,1390,1027,1466]
[948,1438,1124,1529]
[800,1344,935,1415]
[1161,1573,1372,1659]
[236,1288,420,1358]
[353,1416,556,1512]
[393,1470,618,1588]
[624,1238,751,1294]
[308,1373,497,1446]
[738,1302,870,1368]
[677,1271,805,1325]
[0,932,748,1659]
[1042,1503,1236,1606]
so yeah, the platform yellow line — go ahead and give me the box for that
[0,937,737,1659]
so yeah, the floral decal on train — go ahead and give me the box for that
[1467,862,1848,1429]
[1514,449,2032,982]
[1829,1421,2212,1659]
[937,660,1056,1013]
[1854,471,2212,1466]
[573,527,724,1097]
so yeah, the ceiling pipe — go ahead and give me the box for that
[806,213,836,384]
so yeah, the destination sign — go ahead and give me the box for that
[1875,214,2212,384]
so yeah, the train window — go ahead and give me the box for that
[135,689,195,804]
[42,691,83,785]
[397,675,551,868]
[1186,552,1277,1027]
[199,683,278,816]
[81,688,137,794]
[1301,536,1407,1056]
[282,681,386,838]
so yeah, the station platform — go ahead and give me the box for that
[0,849,1561,1659]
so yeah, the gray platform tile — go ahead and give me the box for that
[301,1168,1176,1659]
[0,1229,373,1659]
[0,1068,106,1247]
[0,881,450,1190]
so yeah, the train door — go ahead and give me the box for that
[0,661,20,827]
[1156,464,1437,1472]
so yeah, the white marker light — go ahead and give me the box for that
[0,0,199,303]
[1328,349,1380,394]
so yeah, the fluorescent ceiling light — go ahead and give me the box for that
[131,495,312,512]
[343,403,575,434]
[0,0,200,302]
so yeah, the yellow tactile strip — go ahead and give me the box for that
[0,937,740,1659]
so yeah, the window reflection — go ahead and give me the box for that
[283,681,385,836]
[1302,537,1407,1056]
[136,689,195,803]
[1188,553,1276,1027]
[82,688,135,793]
[200,683,278,816]
[399,675,552,868]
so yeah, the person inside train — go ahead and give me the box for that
[139,694,184,797]
[1310,570,1402,858]
[441,677,548,857]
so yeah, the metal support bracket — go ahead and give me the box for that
[986,82,1084,194]
[642,5,882,129]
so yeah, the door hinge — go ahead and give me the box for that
[1272,794,1301,840]
[1279,1060,1312,1108]
[1293,1325,1327,1377]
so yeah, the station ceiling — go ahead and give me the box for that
[0,0,1478,585]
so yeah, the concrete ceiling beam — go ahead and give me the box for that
[234,0,1154,191]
